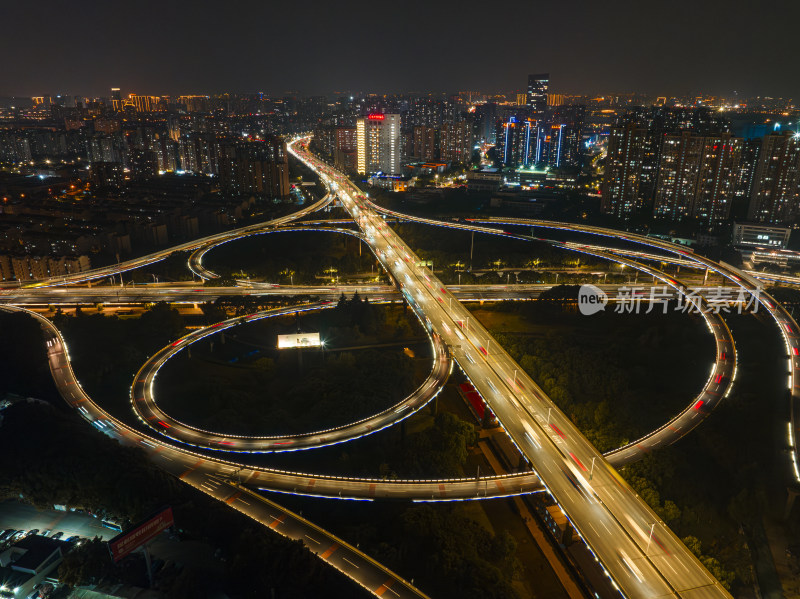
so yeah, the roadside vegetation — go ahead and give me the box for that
[158,296,424,435]
[203,229,385,285]
[467,292,789,594]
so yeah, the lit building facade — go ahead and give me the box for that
[653,132,743,222]
[439,121,474,164]
[356,113,401,175]
[747,133,800,224]
[601,124,660,218]
[527,73,549,115]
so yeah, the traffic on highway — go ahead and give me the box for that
[289,138,733,598]
[6,135,796,598]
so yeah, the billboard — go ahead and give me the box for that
[277,332,321,349]
[108,506,174,562]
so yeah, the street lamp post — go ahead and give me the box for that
[469,231,474,270]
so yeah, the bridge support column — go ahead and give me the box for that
[784,488,799,521]
[561,521,574,547]
[518,455,527,472]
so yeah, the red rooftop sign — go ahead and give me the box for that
[367,113,385,120]
[108,507,174,562]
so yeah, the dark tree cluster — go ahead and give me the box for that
[51,303,186,415]
[0,401,364,598]
[159,298,419,435]
[204,230,381,284]
[0,311,57,400]
[399,504,520,599]
[0,400,182,522]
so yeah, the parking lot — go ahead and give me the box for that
[0,500,113,543]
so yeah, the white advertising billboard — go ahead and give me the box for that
[277,332,321,349]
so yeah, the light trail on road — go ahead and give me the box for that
[290,138,733,598]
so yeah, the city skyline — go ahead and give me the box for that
[1,0,798,99]
[3,2,800,597]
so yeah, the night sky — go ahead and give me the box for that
[1,0,797,98]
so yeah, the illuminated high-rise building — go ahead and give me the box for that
[601,124,660,218]
[128,94,153,112]
[356,113,401,175]
[217,137,290,198]
[412,126,437,161]
[334,127,358,172]
[653,132,743,222]
[111,88,122,111]
[498,116,521,166]
[527,73,549,115]
[177,95,210,113]
[439,121,474,164]
[747,132,800,223]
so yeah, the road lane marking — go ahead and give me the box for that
[178,458,205,479]
[225,491,241,505]
[304,534,320,544]
[375,579,397,596]
[269,514,286,529]
[342,557,359,568]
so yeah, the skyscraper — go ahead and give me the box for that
[217,137,290,198]
[128,94,152,112]
[747,132,800,223]
[334,127,358,172]
[534,105,585,169]
[653,132,743,222]
[412,126,438,161]
[527,73,549,115]
[110,88,122,112]
[601,124,660,218]
[439,121,474,164]
[356,113,401,175]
